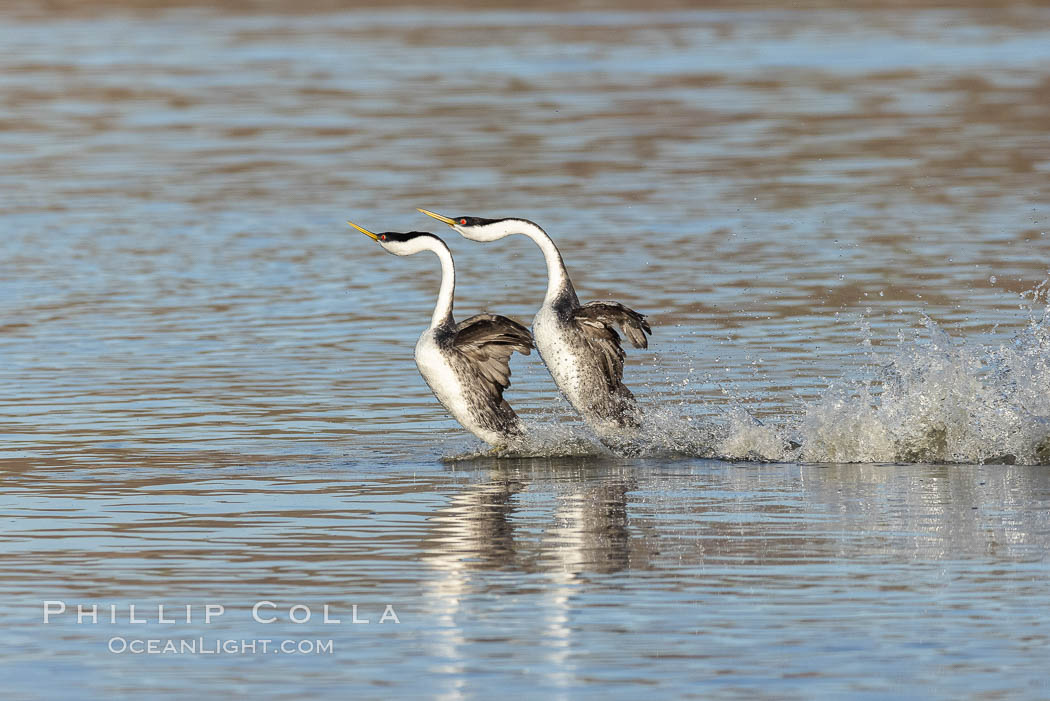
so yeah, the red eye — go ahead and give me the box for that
[459,219,467,225]
[380,234,387,241]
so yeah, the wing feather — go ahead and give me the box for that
[575,300,652,349]
[568,300,652,426]
[450,313,534,405]
[571,300,652,387]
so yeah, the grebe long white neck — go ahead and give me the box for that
[416,210,581,306]
[480,219,577,306]
[423,237,456,329]
[349,222,458,329]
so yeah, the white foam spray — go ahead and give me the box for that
[448,284,1050,465]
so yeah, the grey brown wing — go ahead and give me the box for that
[451,313,534,402]
[575,300,651,349]
[571,300,652,388]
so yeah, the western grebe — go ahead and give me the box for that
[349,220,534,448]
[416,210,651,445]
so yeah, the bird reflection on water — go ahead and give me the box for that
[423,460,642,575]
[421,459,642,685]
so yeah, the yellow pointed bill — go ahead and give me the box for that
[416,208,457,226]
[347,220,379,240]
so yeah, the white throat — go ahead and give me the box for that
[420,238,456,328]
[481,219,575,306]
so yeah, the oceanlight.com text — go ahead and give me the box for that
[107,637,335,655]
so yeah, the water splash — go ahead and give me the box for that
[712,283,1050,465]
[458,283,1050,465]
[800,286,1050,465]
[443,408,608,463]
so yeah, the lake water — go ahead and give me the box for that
[2,3,1049,698]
